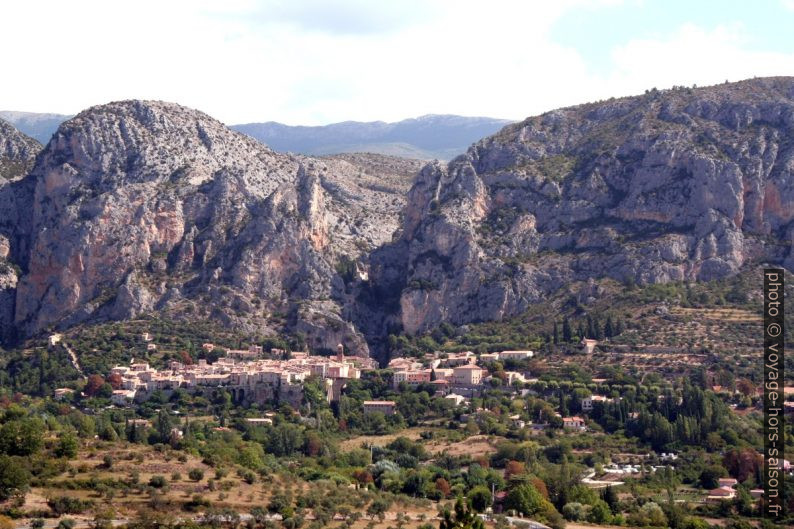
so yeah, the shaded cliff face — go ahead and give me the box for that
[370,77,794,335]
[12,101,416,354]
[0,120,41,341]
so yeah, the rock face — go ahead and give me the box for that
[3,78,794,357]
[11,101,416,354]
[0,118,40,181]
[365,77,794,336]
[0,120,40,340]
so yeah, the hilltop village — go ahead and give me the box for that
[102,339,537,413]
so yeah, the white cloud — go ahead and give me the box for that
[0,1,791,125]
[604,23,794,96]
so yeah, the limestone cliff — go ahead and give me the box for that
[12,101,414,354]
[365,77,794,335]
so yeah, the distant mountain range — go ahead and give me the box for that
[0,111,73,144]
[231,115,515,160]
[0,111,513,160]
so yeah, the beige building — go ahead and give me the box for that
[362,400,397,416]
[562,416,586,431]
[452,364,484,386]
[498,350,534,360]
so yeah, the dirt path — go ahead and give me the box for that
[51,333,86,378]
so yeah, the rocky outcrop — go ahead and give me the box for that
[366,77,794,335]
[11,101,417,354]
[0,118,41,181]
[0,120,40,340]
[4,78,794,357]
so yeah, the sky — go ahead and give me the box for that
[1,0,793,125]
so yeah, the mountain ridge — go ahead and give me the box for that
[0,78,792,359]
[231,114,514,160]
[1,100,422,354]
[360,76,794,338]
[0,111,514,161]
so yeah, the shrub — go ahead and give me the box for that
[56,520,76,529]
[47,496,94,515]
[188,468,204,481]
[148,475,167,488]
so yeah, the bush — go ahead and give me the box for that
[188,468,204,481]
[148,475,167,488]
[56,520,75,529]
[184,494,211,512]
[47,496,94,515]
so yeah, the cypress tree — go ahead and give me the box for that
[604,316,614,338]
[562,317,572,343]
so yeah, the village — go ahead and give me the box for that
[65,332,789,511]
[99,336,542,410]
[97,337,631,439]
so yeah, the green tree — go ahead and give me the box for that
[366,497,391,522]
[266,423,304,457]
[604,316,614,338]
[505,483,555,517]
[55,432,79,459]
[562,318,572,343]
[628,502,667,528]
[587,500,612,524]
[698,465,726,489]
[469,486,492,512]
[155,410,173,443]
[0,418,45,456]
[439,497,484,529]
[0,455,31,500]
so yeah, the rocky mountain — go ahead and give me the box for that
[0,118,41,181]
[231,115,514,160]
[362,77,794,337]
[6,101,421,354]
[0,111,514,160]
[1,78,793,359]
[0,111,72,145]
[0,119,41,340]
